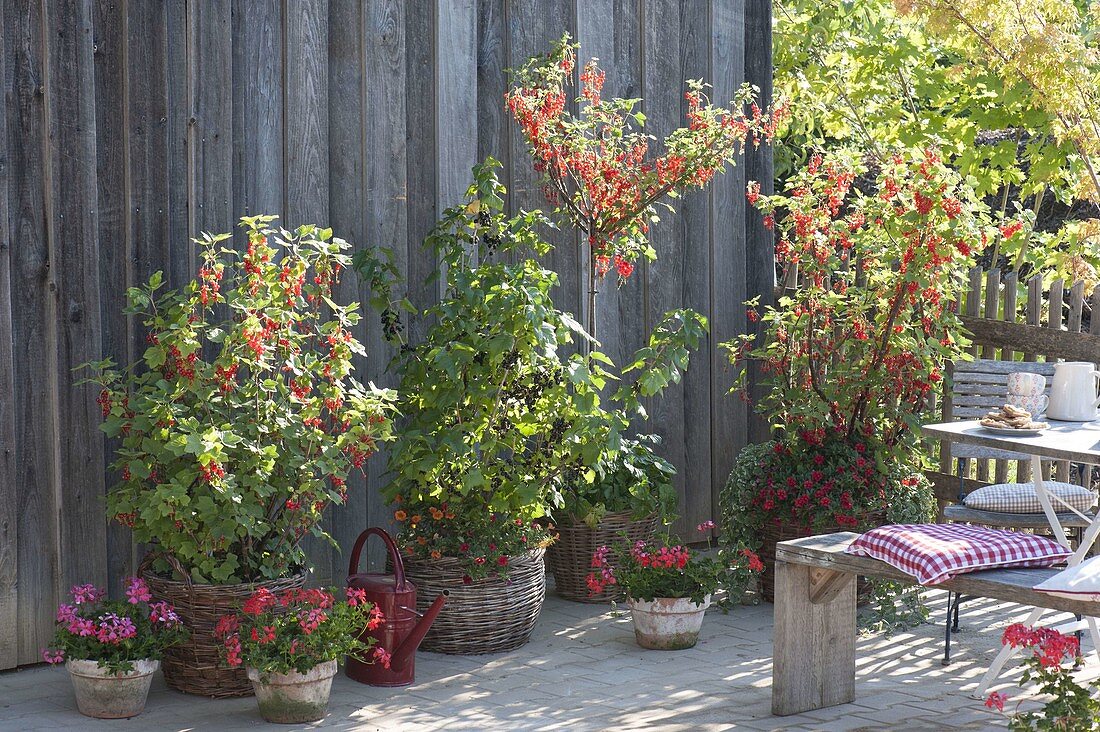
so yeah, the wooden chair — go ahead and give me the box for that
[936,358,1097,664]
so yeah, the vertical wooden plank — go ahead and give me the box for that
[963,267,985,481]
[506,0,579,314]
[232,0,283,227]
[576,0,646,368]
[1021,272,1042,479]
[1066,280,1086,486]
[1091,288,1100,337]
[1048,279,1070,482]
[284,0,328,229]
[284,0,331,583]
[1002,272,1027,482]
[476,0,509,190]
[744,0,774,445]
[46,0,108,597]
[47,0,107,590]
[981,269,999,360]
[677,0,713,540]
[165,0,191,285]
[642,1,691,535]
[772,561,856,715]
[360,0,408,569]
[0,0,20,669]
[436,0,477,216]
[7,0,57,666]
[93,0,133,595]
[188,0,233,237]
[981,270,1009,482]
[404,0,438,345]
[1067,280,1085,335]
[328,0,367,575]
[128,1,174,311]
[710,0,751,528]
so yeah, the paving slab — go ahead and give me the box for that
[1,587,1092,730]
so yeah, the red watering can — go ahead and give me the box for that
[345,527,446,687]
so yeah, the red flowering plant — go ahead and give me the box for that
[727,149,982,460]
[42,577,187,674]
[983,624,1099,730]
[722,150,985,535]
[507,34,787,337]
[215,587,386,675]
[79,217,396,584]
[587,521,760,606]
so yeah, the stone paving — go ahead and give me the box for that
[1,586,1096,731]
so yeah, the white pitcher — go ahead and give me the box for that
[1047,362,1100,422]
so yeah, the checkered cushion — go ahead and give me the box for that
[845,523,1071,585]
[962,481,1097,514]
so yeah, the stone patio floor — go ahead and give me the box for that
[2,586,1097,731]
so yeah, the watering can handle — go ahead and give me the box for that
[347,527,406,590]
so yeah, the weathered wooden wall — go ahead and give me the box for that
[0,0,774,667]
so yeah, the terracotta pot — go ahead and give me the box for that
[67,658,158,719]
[627,595,711,650]
[247,659,337,724]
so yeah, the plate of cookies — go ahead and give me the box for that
[978,404,1049,435]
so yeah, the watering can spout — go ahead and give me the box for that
[390,593,446,672]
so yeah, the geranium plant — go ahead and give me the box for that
[80,217,396,584]
[983,624,1099,730]
[215,587,386,675]
[507,34,785,335]
[587,522,759,606]
[42,578,188,674]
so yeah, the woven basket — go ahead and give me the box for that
[759,511,885,603]
[142,559,305,698]
[546,511,658,603]
[402,548,546,655]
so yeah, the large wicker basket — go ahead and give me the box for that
[759,512,884,603]
[546,511,658,603]
[142,560,305,697]
[402,548,546,655]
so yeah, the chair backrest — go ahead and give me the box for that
[945,359,1056,463]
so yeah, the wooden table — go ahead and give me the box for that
[921,418,1100,695]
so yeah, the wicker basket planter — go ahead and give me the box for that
[402,548,546,654]
[142,564,305,697]
[759,512,884,603]
[547,511,658,603]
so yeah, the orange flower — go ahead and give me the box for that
[445,511,455,519]
[416,536,427,545]
[394,510,408,522]
[429,507,444,520]
[410,515,422,524]
[430,550,442,560]
[392,494,403,504]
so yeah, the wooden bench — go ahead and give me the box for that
[772,532,1099,716]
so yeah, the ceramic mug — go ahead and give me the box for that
[1007,372,1046,397]
[1007,392,1048,416]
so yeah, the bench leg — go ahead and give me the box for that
[772,560,856,716]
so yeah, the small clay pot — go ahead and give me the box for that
[627,595,712,650]
[66,658,159,719]
[247,659,337,724]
